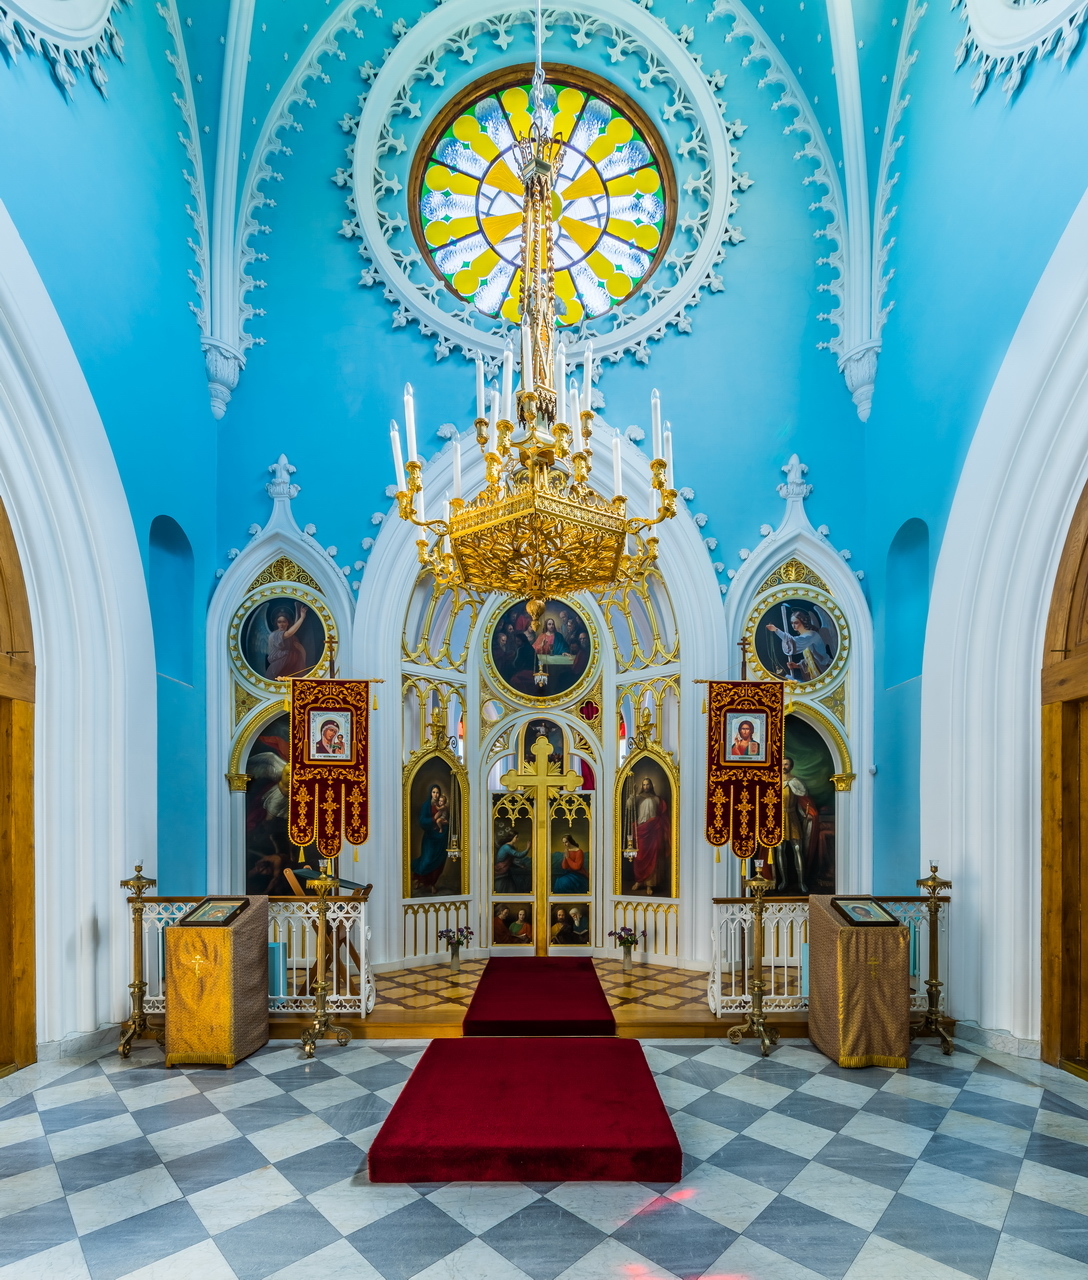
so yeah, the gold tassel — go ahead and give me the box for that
[373,693,379,710]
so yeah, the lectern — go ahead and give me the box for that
[165,896,269,1068]
[807,895,910,1069]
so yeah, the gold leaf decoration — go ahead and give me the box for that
[233,681,261,726]
[757,558,829,594]
[819,681,846,724]
[247,557,322,593]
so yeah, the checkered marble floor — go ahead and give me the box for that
[2,1036,1088,1280]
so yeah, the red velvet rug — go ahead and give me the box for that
[367,1037,681,1182]
[463,957,616,1036]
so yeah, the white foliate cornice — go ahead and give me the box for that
[337,0,749,366]
[705,3,849,368]
[0,0,125,94]
[157,0,209,336]
[954,0,1088,98]
[235,1,369,354]
[872,0,926,348]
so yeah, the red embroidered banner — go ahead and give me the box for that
[288,679,370,857]
[705,681,784,858]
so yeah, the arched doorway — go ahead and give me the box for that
[1041,477,1088,1075]
[0,492,34,1075]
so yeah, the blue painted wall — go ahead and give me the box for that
[0,3,217,893]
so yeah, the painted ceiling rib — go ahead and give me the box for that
[204,0,256,420]
[824,0,878,422]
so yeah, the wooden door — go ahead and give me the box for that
[1042,479,1088,1074]
[0,495,34,1076]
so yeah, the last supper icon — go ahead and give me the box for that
[490,598,592,699]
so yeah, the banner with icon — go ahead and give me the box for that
[288,679,370,856]
[705,680,784,858]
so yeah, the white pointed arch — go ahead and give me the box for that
[722,456,874,894]
[355,425,727,969]
[0,197,156,1050]
[205,456,356,892]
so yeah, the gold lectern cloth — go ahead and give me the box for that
[164,896,269,1068]
[807,895,910,1069]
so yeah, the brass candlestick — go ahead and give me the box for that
[118,864,162,1057]
[728,865,780,1056]
[301,862,352,1058]
[910,862,954,1055]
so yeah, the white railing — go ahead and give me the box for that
[611,898,680,958]
[402,898,471,959]
[140,898,374,1016]
[707,897,948,1017]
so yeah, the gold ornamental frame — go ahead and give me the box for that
[229,584,337,695]
[480,594,601,711]
[402,746,470,900]
[743,582,849,695]
[613,736,680,900]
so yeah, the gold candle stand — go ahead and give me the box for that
[118,864,163,1057]
[728,866,780,1057]
[301,863,353,1059]
[910,862,954,1055]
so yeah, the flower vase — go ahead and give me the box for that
[622,946,634,973]
[449,943,461,974]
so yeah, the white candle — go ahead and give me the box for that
[612,436,623,499]
[404,382,417,462]
[417,485,425,525]
[570,380,582,451]
[390,419,406,492]
[487,386,499,453]
[501,343,513,421]
[521,320,534,393]
[651,388,662,460]
[555,341,566,410]
[664,423,673,483]
[582,342,593,417]
[452,436,462,500]
[442,499,451,554]
[475,356,485,421]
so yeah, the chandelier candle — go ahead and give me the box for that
[652,389,663,460]
[555,342,566,418]
[487,388,499,454]
[582,342,594,418]
[571,380,583,452]
[664,425,673,486]
[612,436,623,500]
[475,356,485,422]
[452,438,462,501]
[390,421,406,493]
[521,320,534,394]
[501,343,514,422]
[404,383,418,462]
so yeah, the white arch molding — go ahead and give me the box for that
[722,456,875,898]
[205,457,356,893]
[922,183,1088,1049]
[0,198,156,1053]
[354,428,727,970]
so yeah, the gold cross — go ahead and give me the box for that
[499,736,582,957]
[866,957,880,978]
[190,953,208,978]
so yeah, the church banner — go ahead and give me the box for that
[288,679,370,857]
[705,680,784,858]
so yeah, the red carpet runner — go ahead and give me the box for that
[463,957,616,1036]
[368,1037,682,1183]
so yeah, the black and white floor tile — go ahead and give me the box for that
[1,1035,1087,1279]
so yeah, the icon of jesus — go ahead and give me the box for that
[730,719,761,756]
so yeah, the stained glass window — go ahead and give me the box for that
[415,78,671,327]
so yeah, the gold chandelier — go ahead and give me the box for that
[389,61,677,637]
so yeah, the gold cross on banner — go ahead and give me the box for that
[866,957,880,979]
[499,736,582,957]
[190,953,209,978]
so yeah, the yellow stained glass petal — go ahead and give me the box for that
[634,167,661,194]
[451,116,480,141]
[553,112,577,141]
[471,248,500,275]
[606,271,632,299]
[500,296,522,322]
[452,269,479,295]
[558,168,606,201]
[606,117,634,146]
[481,212,523,243]
[557,88,585,114]
[425,165,453,192]
[586,135,617,163]
[606,218,638,241]
[482,158,523,197]
[587,250,615,280]
[508,110,533,139]
[633,223,660,250]
[554,269,576,299]
[470,132,500,161]
[443,216,479,241]
[425,221,453,246]
[447,173,479,196]
[501,87,529,113]
[559,296,584,326]
[559,216,603,255]
[606,175,638,197]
